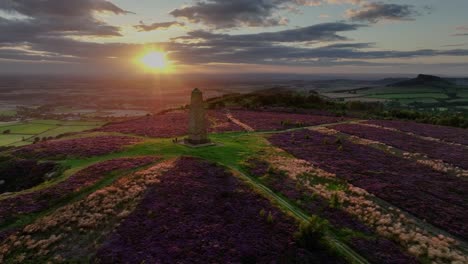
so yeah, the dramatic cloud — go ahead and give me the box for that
[0,0,130,16]
[134,21,184,32]
[2,19,468,68]
[346,2,418,23]
[165,24,468,66]
[0,0,131,42]
[170,0,294,28]
[0,2,466,73]
[175,23,365,44]
[169,0,420,28]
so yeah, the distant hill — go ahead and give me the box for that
[387,74,454,87]
[375,77,411,85]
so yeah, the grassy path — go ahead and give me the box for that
[228,165,370,264]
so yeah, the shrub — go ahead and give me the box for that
[295,217,328,250]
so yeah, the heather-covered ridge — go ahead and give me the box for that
[1,106,468,263]
[207,110,245,132]
[245,158,417,264]
[269,129,468,240]
[365,120,468,146]
[230,110,348,131]
[97,112,189,138]
[13,136,142,159]
[316,126,468,178]
[0,159,175,263]
[0,157,158,226]
[95,109,346,137]
[95,157,343,263]
[247,148,468,263]
[96,111,244,138]
[332,123,468,170]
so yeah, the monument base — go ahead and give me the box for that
[181,138,217,148]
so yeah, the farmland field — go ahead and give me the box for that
[0,120,105,147]
[0,135,28,146]
[0,123,57,135]
[320,76,468,111]
[366,93,449,100]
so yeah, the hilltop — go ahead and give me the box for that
[388,74,454,88]
[0,90,467,263]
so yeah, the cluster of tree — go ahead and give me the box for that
[207,91,333,110]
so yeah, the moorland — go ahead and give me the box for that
[0,75,467,263]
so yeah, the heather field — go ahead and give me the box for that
[230,110,347,131]
[97,112,189,137]
[245,159,417,264]
[97,111,244,138]
[95,157,343,263]
[0,120,105,147]
[269,129,468,240]
[0,157,157,227]
[0,110,467,263]
[13,136,142,159]
[331,123,468,169]
[365,120,468,145]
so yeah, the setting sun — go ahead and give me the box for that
[140,51,167,70]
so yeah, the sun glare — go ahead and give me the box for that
[138,51,171,72]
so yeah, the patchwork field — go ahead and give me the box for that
[0,120,105,147]
[0,109,467,263]
[321,75,468,110]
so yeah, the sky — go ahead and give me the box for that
[0,0,468,77]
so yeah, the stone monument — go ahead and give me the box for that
[185,88,211,145]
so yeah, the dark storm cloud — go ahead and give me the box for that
[175,23,366,44]
[346,2,419,23]
[0,0,130,16]
[0,16,122,45]
[170,0,304,29]
[0,48,80,62]
[0,0,131,42]
[134,21,184,32]
[25,37,155,60]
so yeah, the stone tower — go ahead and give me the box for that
[186,88,210,145]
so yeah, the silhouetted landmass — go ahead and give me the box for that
[388,74,454,87]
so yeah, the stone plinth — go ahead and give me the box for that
[185,88,211,145]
